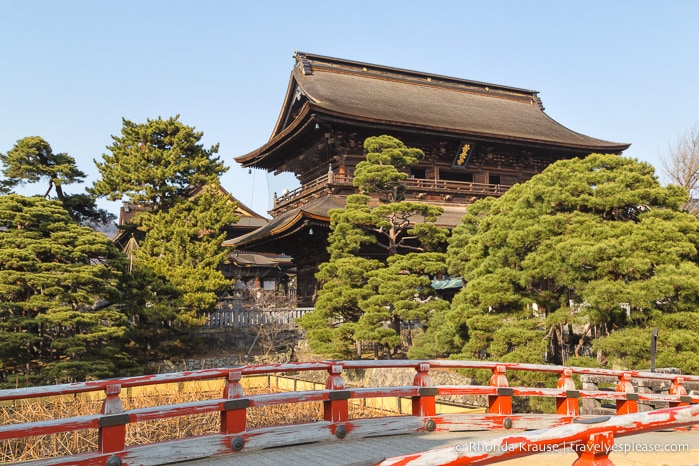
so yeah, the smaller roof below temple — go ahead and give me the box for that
[228,251,294,268]
[223,195,346,249]
[189,185,269,226]
[223,194,473,252]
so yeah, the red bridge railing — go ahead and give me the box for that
[1,360,697,465]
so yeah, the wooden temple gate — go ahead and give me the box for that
[0,360,697,465]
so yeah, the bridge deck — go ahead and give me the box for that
[172,430,699,466]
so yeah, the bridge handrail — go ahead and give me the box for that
[424,359,697,381]
[0,362,333,401]
[2,359,697,402]
[0,414,101,440]
[1,359,698,465]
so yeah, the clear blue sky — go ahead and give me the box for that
[2,0,698,218]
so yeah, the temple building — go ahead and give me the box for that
[225,52,630,307]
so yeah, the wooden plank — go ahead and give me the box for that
[247,389,330,406]
[128,399,225,423]
[435,385,498,396]
[344,415,425,437]
[348,386,421,398]
[433,413,583,431]
[0,414,100,440]
[240,421,335,451]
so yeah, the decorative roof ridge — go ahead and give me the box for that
[294,51,542,107]
[238,103,315,166]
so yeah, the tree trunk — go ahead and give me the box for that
[555,324,565,364]
[574,324,591,357]
[53,181,65,202]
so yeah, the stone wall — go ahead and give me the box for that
[364,367,485,407]
[146,355,244,374]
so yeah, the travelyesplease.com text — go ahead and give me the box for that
[454,441,690,455]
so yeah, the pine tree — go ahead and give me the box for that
[299,135,450,358]
[90,116,236,360]
[0,136,114,226]
[117,184,239,360]
[90,115,227,210]
[134,184,239,325]
[415,154,699,373]
[0,195,133,385]
[1,136,86,200]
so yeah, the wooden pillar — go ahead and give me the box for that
[669,376,689,408]
[412,362,436,417]
[324,364,349,423]
[98,383,128,454]
[221,370,249,435]
[557,368,580,416]
[669,376,693,431]
[488,365,512,415]
[572,431,615,466]
[615,372,638,415]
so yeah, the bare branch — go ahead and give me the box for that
[661,124,699,196]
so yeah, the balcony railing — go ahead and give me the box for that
[272,173,511,213]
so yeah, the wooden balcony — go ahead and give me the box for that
[271,172,511,215]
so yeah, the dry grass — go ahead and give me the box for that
[0,384,386,463]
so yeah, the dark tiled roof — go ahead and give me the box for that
[433,204,469,228]
[235,216,269,228]
[228,251,293,267]
[222,195,346,248]
[236,52,629,166]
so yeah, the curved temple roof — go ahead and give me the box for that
[236,52,629,168]
[222,195,346,249]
